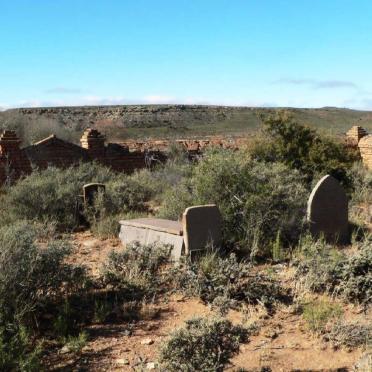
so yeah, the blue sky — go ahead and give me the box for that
[1,0,372,109]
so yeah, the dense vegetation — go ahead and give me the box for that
[0,114,370,370]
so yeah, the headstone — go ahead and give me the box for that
[182,204,222,254]
[307,175,349,244]
[83,183,106,207]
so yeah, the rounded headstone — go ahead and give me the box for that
[83,183,106,206]
[182,204,222,254]
[307,175,349,244]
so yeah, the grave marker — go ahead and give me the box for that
[182,204,222,254]
[307,175,349,244]
[83,183,106,207]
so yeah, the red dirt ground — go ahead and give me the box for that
[44,232,370,371]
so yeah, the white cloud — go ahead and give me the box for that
[143,95,176,104]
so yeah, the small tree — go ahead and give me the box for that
[253,111,358,187]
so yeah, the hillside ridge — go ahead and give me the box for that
[1,105,372,143]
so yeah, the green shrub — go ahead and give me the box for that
[63,331,88,354]
[102,242,171,299]
[294,235,372,305]
[302,299,343,334]
[0,162,152,230]
[349,163,372,205]
[160,149,308,258]
[132,157,193,207]
[0,222,87,327]
[87,189,147,239]
[325,321,371,348]
[173,252,286,313]
[0,162,117,229]
[89,213,121,239]
[159,317,248,372]
[0,326,42,372]
[0,222,87,370]
[251,111,358,187]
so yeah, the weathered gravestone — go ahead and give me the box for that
[83,183,106,207]
[307,175,349,244]
[182,204,222,255]
[119,204,222,261]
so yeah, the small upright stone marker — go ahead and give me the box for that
[307,175,349,244]
[182,204,222,254]
[83,183,106,207]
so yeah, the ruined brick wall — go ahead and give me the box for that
[0,131,31,184]
[344,126,372,169]
[80,128,106,159]
[2,128,169,184]
[0,129,253,186]
[358,135,372,170]
[346,126,368,146]
[102,143,161,173]
[23,135,90,169]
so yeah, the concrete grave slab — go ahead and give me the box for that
[182,204,222,254]
[120,218,183,235]
[119,218,184,261]
[307,175,349,244]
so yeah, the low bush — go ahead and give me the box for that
[0,221,87,370]
[302,299,343,334]
[132,154,193,208]
[0,326,43,372]
[160,149,308,258]
[0,222,87,328]
[63,331,89,354]
[173,252,287,314]
[102,242,172,299]
[349,163,372,205]
[0,162,152,231]
[0,162,117,229]
[325,321,371,349]
[159,317,249,372]
[294,235,372,306]
[348,164,372,226]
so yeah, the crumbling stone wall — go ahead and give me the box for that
[22,135,90,169]
[0,131,31,184]
[345,126,372,170]
[0,128,170,185]
[346,126,368,146]
[358,135,372,170]
[2,126,368,187]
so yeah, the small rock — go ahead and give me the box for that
[146,362,156,370]
[122,329,132,336]
[141,338,154,345]
[264,330,278,339]
[60,345,70,354]
[173,294,186,302]
[116,358,129,365]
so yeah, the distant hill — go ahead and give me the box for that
[0,105,371,145]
